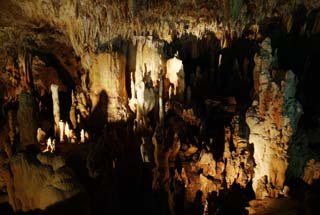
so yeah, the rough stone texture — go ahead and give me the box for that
[225,116,254,189]
[130,37,162,129]
[0,153,84,212]
[287,126,320,184]
[17,92,38,150]
[89,52,128,122]
[246,197,300,215]
[246,38,303,199]
[303,159,320,185]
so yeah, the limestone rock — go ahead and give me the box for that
[246,38,303,199]
[89,53,128,122]
[246,197,299,215]
[198,151,216,177]
[303,159,320,185]
[166,57,185,101]
[17,92,38,150]
[36,153,65,171]
[0,153,84,212]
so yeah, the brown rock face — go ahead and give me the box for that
[17,92,38,150]
[0,153,86,212]
[246,38,303,199]
[89,52,128,122]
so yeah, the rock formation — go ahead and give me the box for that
[0,153,86,212]
[0,0,320,214]
[50,84,60,134]
[246,38,303,199]
[17,92,38,150]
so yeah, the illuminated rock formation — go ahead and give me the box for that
[50,84,60,135]
[1,0,320,214]
[303,159,320,185]
[0,153,85,212]
[166,56,185,101]
[246,38,303,199]
[89,53,128,122]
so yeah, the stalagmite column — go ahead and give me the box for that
[246,38,303,199]
[159,71,164,125]
[50,84,60,136]
[69,90,77,129]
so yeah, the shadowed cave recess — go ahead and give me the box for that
[1,0,320,215]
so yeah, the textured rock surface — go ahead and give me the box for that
[89,52,128,122]
[1,0,320,214]
[246,197,300,215]
[0,153,84,212]
[246,38,303,199]
[17,92,38,150]
[303,159,320,185]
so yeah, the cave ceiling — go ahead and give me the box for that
[1,0,319,65]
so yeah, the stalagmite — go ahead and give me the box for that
[80,129,85,143]
[7,110,15,146]
[59,120,64,142]
[69,90,77,129]
[246,38,303,199]
[43,137,55,153]
[159,71,164,125]
[65,122,71,141]
[50,84,60,136]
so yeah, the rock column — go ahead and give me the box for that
[50,84,60,136]
[246,38,303,199]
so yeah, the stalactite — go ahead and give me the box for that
[128,0,136,17]
[18,48,33,91]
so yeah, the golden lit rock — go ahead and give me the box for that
[246,38,303,199]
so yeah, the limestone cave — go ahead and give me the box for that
[1,0,320,214]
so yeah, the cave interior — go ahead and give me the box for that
[1,0,320,215]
